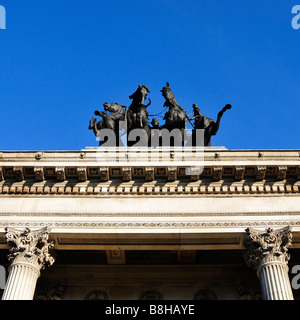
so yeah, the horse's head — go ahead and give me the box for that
[161,82,178,107]
[129,83,150,106]
[103,102,125,114]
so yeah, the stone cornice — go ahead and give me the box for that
[0,149,299,196]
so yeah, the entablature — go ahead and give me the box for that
[0,149,300,197]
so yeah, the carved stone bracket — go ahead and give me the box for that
[277,166,287,180]
[213,167,222,181]
[77,167,87,182]
[244,226,292,271]
[4,227,55,272]
[55,167,66,182]
[235,166,245,181]
[34,167,45,182]
[145,167,154,182]
[256,166,266,181]
[99,167,109,181]
[167,167,177,182]
[13,167,24,181]
[122,167,132,182]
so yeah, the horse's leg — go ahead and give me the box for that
[89,117,96,130]
[89,118,102,138]
[127,111,132,129]
[141,110,148,128]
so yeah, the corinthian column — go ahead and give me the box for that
[244,226,294,300]
[2,227,55,300]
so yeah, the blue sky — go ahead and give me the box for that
[0,0,299,150]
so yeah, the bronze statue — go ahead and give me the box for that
[150,118,160,129]
[188,103,231,146]
[89,102,126,146]
[161,82,188,146]
[161,82,187,130]
[125,83,151,146]
[88,82,231,148]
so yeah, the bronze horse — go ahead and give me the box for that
[125,83,151,146]
[89,102,126,146]
[161,82,188,146]
[188,103,232,146]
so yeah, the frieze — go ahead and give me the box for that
[0,211,299,217]
[0,220,299,230]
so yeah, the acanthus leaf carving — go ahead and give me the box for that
[5,227,55,272]
[244,226,292,271]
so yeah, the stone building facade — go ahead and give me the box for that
[0,147,300,300]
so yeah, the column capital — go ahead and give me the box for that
[4,227,55,272]
[244,226,292,271]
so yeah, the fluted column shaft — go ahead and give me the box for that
[2,263,40,300]
[258,261,293,300]
[2,227,54,300]
[244,226,294,300]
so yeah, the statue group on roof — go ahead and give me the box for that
[89,82,231,147]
